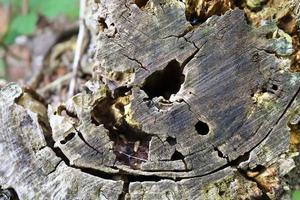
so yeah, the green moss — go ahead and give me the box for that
[200,175,235,200]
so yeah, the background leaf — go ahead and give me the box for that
[293,190,300,200]
[10,12,38,34]
[0,58,5,78]
[0,0,79,44]
[31,0,79,20]
[4,12,38,44]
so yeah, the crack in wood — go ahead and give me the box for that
[47,160,63,176]
[74,126,105,157]
[121,53,149,71]
[2,2,300,198]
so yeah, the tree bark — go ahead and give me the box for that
[1,0,300,199]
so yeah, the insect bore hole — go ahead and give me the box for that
[195,121,209,135]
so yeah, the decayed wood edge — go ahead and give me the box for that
[0,79,296,200]
[1,75,299,199]
[0,83,123,200]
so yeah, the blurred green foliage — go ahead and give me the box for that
[0,58,5,78]
[293,190,300,200]
[0,0,79,44]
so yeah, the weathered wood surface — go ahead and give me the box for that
[0,0,300,199]
[0,84,123,199]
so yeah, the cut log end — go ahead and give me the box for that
[1,0,300,199]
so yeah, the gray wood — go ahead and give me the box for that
[1,0,300,199]
[0,83,123,199]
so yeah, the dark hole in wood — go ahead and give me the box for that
[214,147,224,158]
[112,123,150,169]
[166,136,176,146]
[91,95,150,169]
[278,14,295,33]
[261,88,267,93]
[248,165,266,173]
[91,97,116,128]
[232,0,244,8]
[141,59,185,100]
[0,188,19,200]
[266,32,273,39]
[229,151,250,167]
[195,121,209,135]
[171,150,184,161]
[218,151,223,158]
[60,132,76,144]
[135,0,149,8]
[271,84,278,91]
[218,190,225,196]
[113,86,131,98]
[98,17,108,31]
[115,102,125,114]
[187,14,205,26]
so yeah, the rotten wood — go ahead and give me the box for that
[0,0,300,199]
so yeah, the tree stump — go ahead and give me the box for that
[1,0,300,199]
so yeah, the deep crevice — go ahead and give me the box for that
[141,59,185,100]
[0,188,19,200]
[171,150,185,161]
[47,160,63,175]
[37,111,71,166]
[213,146,249,168]
[74,166,115,180]
[123,170,173,182]
[248,165,266,173]
[91,89,151,169]
[51,147,71,166]
[141,44,200,101]
[134,0,149,8]
[214,146,229,162]
[170,150,189,170]
[121,53,148,71]
[112,123,151,169]
[118,176,129,200]
[229,151,250,167]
